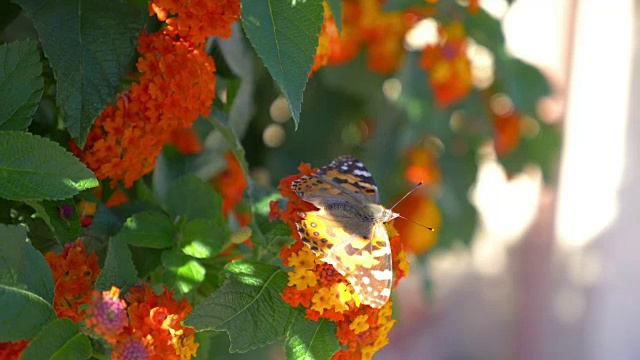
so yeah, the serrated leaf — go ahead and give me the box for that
[161,251,205,294]
[20,318,91,360]
[242,0,324,126]
[28,200,81,244]
[95,236,138,291]
[0,131,98,201]
[285,316,338,360]
[166,174,224,221]
[0,40,44,131]
[0,285,56,342]
[181,218,227,258]
[13,0,144,145]
[326,0,342,34]
[0,224,54,304]
[115,211,176,249]
[184,260,296,352]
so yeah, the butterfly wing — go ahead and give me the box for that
[292,157,379,208]
[328,221,392,308]
[297,210,392,308]
[316,156,379,204]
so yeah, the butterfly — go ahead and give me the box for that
[291,156,398,308]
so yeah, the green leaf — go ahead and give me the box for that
[494,56,550,117]
[181,218,227,259]
[0,131,98,201]
[326,0,342,34]
[13,0,144,145]
[0,40,44,131]
[499,122,561,183]
[463,9,505,54]
[285,316,339,360]
[0,224,54,304]
[384,0,425,12]
[241,0,324,126]
[218,23,257,140]
[166,174,224,221]
[83,204,121,247]
[161,251,205,294]
[436,149,478,247]
[0,285,56,342]
[27,200,81,244]
[115,211,176,249]
[20,318,92,360]
[184,260,296,352]
[95,236,138,292]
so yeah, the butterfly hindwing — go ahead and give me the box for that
[330,222,392,307]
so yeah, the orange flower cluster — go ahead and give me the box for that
[87,284,198,360]
[167,127,203,155]
[73,0,240,188]
[1,240,100,359]
[332,301,395,360]
[1,239,198,360]
[492,108,522,156]
[395,146,442,254]
[0,340,29,360]
[272,162,410,359]
[45,239,101,322]
[212,152,248,219]
[316,0,421,74]
[419,21,473,108]
[150,0,239,44]
[311,2,336,74]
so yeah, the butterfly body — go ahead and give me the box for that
[291,156,398,308]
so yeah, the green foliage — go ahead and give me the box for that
[494,56,551,117]
[326,0,342,33]
[285,317,339,360]
[13,0,144,145]
[161,250,206,294]
[166,174,224,221]
[27,200,81,244]
[95,236,138,291]
[182,218,227,258]
[384,0,425,12]
[0,131,98,201]
[185,260,295,353]
[0,40,43,131]
[0,286,56,342]
[0,224,54,303]
[116,210,176,249]
[20,319,92,360]
[242,0,324,126]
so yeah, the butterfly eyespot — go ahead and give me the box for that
[313,231,320,236]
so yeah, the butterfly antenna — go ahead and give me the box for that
[389,181,424,210]
[397,214,434,231]
[389,181,435,231]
